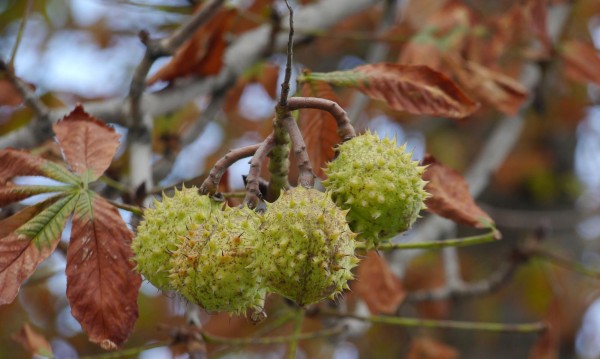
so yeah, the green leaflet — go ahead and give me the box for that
[16,193,79,247]
[42,161,82,185]
[299,71,367,88]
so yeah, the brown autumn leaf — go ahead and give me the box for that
[147,8,236,84]
[11,324,53,357]
[66,193,141,349]
[561,40,600,86]
[0,79,24,107]
[308,63,479,118]
[407,337,459,359]
[529,325,557,359]
[53,105,120,181]
[298,81,341,179]
[353,251,405,314]
[0,200,61,305]
[446,55,528,115]
[422,154,494,228]
[257,63,280,100]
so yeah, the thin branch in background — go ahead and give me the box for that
[287,97,356,141]
[356,228,500,252]
[105,199,144,216]
[244,134,275,209]
[199,143,262,195]
[8,0,33,67]
[534,249,600,281]
[202,325,345,345]
[318,309,547,333]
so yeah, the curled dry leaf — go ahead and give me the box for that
[53,105,120,181]
[524,0,552,54]
[353,251,405,315]
[298,81,341,179]
[422,154,494,228]
[11,324,53,357]
[305,63,479,118]
[147,8,237,85]
[0,79,24,107]
[407,337,459,359]
[561,40,600,86]
[445,55,528,115]
[66,193,141,348]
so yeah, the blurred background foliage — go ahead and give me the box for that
[2,0,600,358]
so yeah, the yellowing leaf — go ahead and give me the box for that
[298,81,341,179]
[0,149,79,186]
[422,154,494,228]
[304,63,479,118]
[66,192,141,348]
[53,105,121,182]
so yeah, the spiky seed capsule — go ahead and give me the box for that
[255,187,359,307]
[323,131,429,247]
[131,187,219,291]
[169,205,266,316]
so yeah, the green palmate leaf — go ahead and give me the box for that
[0,184,75,207]
[300,63,479,118]
[0,199,61,305]
[0,149,80,185]
[66,190,141,349]
[53,105,121,182]
[16,193,79,247]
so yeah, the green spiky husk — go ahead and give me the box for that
[323,131,429,247]
[131,187,219,291]
[255,187,359,306]
[169,206,266,316]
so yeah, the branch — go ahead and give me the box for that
[355,228,500,252]
[278,0,294,108]
[319,309,547,333]
[2,0,382,149]
[244,133,275,209]
[287,97,356,141]
[202,325,344,345]
[199,143,262,195]
[281,114,315,188]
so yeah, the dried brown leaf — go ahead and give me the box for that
[529,326,557,359]
[11,324,53,357]
[407,337,459,359]
[66,192,141,348]
[446,56,528,115]
[354,251,405,314]
[0,184,70,207]
[0,79,24,107]
[0,200,60,305]
[147,8,236,84]
[0,149,79,185]
[53,105,120,181]
[422,154,494,228]
[299,81,341,179]
[310,63,479,118]
[561,40,600,86]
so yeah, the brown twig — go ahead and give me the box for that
[278,0,294,108]
[287,96,356,141]
[267,0,295,200]
[244,133,275,209]
[280,115,315,188]
[128,0,226,128]
[199,143,262,195]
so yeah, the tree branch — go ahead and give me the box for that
[287,97,356,141]
[244,133,275,209]
[2,0,382,149]
[199,143,262,195]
